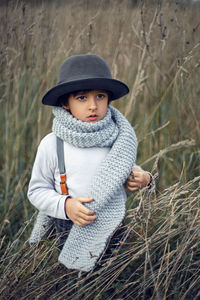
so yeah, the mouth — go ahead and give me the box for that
[88,114,98,121]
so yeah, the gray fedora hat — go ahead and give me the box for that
[42,54,129,106]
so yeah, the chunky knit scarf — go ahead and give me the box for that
[30,106,137,272]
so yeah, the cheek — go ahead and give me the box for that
[70,102,80,112]
[102,101,108,113]
[100,104,108,118]
[70,103,86,119]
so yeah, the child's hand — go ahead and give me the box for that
[126,168,151,192]
[65,197,97,226]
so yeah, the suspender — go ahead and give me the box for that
[56,136,69,195]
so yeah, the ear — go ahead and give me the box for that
[61,103,70,111]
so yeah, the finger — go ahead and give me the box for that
[79,211,96,220]
[78,204,95,216]
[127,182,142,190]
[131,168,142,175]
[128,172,141,182]
[74,220,87,227]
[78,197,94,203]
[133,179,144,188]
[127,181,139,188]
[131,172,141,179]
[76,216,96,226]
[127,175,135,182]
[127,181,142,190]
[77,197,95,215]
[129,175,144,184]
[127,185,139,192]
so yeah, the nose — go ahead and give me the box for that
[88,96,97,111]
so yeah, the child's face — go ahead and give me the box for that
[62,89,109,123]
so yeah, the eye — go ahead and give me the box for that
[76,95,86,101]
[96,93,106,100]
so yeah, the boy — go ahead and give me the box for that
[28,54,154,272]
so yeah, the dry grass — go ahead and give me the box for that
[0,176,199,299]
[0,0,200,299]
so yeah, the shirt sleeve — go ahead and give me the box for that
[146,171,156,192]
[27,135,68,220]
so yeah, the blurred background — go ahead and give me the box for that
[0,0,199,299]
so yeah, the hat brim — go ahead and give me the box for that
[42,78,129,106]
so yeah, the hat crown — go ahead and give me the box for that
[58,54,112,84]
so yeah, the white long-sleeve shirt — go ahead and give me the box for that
[28,132,122,219]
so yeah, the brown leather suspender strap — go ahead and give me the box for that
[56,136,69,195]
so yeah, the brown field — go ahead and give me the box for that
[0,1,199,299]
